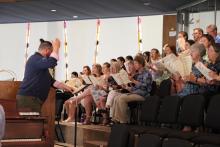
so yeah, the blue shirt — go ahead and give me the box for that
[18,52,57,101]
[131,69,152,97]
[215,35,220,43]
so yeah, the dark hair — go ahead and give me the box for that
[71,71,78,77]
[103,62,111,68]
[126,55,133,61]
[83,65,91,75]
[38,38,52,51]
[110,59,117,62]
[186,39,195,46]
[151,48,160,54]
[143,51,150,62]
[134,55,145,67]
[117,56,125,63]
[202,34,216,46]
[179,31,188,41]
[165,45,177,56]
[212,43,220,53]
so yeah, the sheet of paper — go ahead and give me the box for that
[82,75,92,85]
[195,62,213,80]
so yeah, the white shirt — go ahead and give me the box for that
[0,105,5,147]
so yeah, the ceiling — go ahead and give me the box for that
[0,0,219,23]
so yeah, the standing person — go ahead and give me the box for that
[0,105,5,147]
[17,38,73,113]
[206,24,220,43]
[193,28,203,43]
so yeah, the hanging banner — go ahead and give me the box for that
[137,16,143,53]
[25,22,31,64]
[64,20,69,81]
[94,19,101,64]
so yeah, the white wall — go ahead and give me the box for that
[0,15,163,81]
[188,11,220,40]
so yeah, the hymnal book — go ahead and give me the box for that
[111,69,131,85]
[195,62,213,80]
[82,75,104,85]
[158,54,192,77]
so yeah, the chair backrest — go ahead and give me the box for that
[140,96,160,123]
[162,138,193,147]
[157,96,181,124]
[108,124,129,147]
[205,94,220,130]
[178,95,205,127]
[200,144,220,147]
[150,81,158,96]
[138,134,161,147]
[158,78,172,97]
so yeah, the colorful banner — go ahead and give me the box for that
[94,19,101,64]
[137,16,143,53]
[64,20,69,81]
[25,22,30,64]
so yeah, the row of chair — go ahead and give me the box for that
[127,94,220,146]
[109,124,220,147]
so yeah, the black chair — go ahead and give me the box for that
[108,124,130,147]
[167,95,205,140]
[138,134,161,147]
[158,78,172,98]
[200,144,220,147]
[146,96,181,137]
[129,81,158,124]
[162,138,193,147]
[128,96,160,147]
[192,94,220,145]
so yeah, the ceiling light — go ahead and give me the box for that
[73,15,78,18]
[51,9,56,12]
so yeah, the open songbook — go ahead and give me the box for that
[111,69,131,85]
[155,54,192,77]
[195,62,213,80]
[82,75,105,85]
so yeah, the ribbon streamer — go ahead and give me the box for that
[64,20,69,81]
[137,16,143,53]
[94,19,101,64]
[25,22,30,64]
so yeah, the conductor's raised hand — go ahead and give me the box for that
[52,38,61,54]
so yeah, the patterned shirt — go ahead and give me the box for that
[178,62,205,97]
[131,69,152,97]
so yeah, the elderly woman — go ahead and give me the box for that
[112,55,152,124]
[0,105,5,147]
[177,43,207,97]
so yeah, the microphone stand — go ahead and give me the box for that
[74,103,77,147]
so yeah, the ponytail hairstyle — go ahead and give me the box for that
[38,38,53,51]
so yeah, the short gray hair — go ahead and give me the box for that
[190,43,206,57]
[207,24,217,32]
[38,39,53,51]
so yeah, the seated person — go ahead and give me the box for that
[112,55,152,123]
[0,105,5,147]
[65,71,82,90]
[64,64,102,123]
